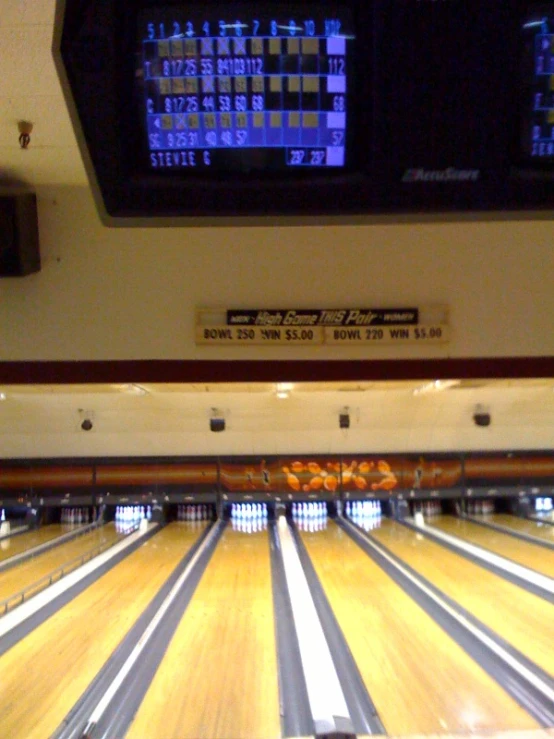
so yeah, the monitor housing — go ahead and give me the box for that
[54,0,554,219]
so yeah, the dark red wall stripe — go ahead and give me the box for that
[0,357,553,384]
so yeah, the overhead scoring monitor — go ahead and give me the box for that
[136,8,353,172]
[55,0,554,218]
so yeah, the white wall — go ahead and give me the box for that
[1,184,553,362]
[1,385,553,459]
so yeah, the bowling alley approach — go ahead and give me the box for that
[0,444,553,739]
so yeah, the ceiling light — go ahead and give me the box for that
[0,392,6,401]
[413,379,460,396]
[275,382,293,399]
[119,383,149,396]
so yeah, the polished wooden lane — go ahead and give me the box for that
[359,730,554,739]
[0,522,205,739]
[432,516,554,577]
[0,523,124,603]
[0,524,71,562]
[127,526,281,739]
[300,520,537,737]
[370,518,554,678]
[477,514,554,543]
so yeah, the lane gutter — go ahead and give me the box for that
[462,515,554,552]
[0,524,162,656]
[340,515,554,727]
[268,520,315,739]
[401,518,554,603]
[0,522,101,574]
[54,520,226,739]
[286,519,385,736]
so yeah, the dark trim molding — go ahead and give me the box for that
[0,357,553,384]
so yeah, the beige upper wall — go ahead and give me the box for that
[0,184,553,362]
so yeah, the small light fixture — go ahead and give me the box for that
[210,408,225,432]
[0,392,6,401]
[18,120,33,149]
[473,404,491,427]
[119,383,149,396]
[339,407,350,429]
[78,409,95,431]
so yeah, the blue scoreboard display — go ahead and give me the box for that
[136,10,353,171]
[524,12,554,160]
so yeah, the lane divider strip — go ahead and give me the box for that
[416,519,554,594]
[277,517,353,737]
[81,522,222,737]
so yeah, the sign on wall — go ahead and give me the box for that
[196,306,449,346]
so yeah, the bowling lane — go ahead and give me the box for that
[432,516,554,578]
[127,526,281,739]
[477,514,554,543]
[0,524,71,563]
[0,522,206,739]
[0,523,124,605]
[370,519,554,677]
[300,520,537,737]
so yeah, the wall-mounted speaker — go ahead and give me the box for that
[339,413,350,429]
[210,418,225,433]
[0,193,40,277]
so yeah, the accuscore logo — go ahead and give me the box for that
[402,168,481,183]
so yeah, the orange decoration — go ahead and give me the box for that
[324,475,338,492]
[309,475,324,490]
[354,475,367,490]
[291,461,305,473]
[282,466,301,491]
[358,461,374,473]
[342,469,353,484]
[307,462,321,475]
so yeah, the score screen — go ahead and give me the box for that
[136,8,353,171]
[524,10,554,160]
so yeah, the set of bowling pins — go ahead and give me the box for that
[422,500,442,517]
[346,500,382,519]
[230,503,268,533]
[467,500,494,515]
[535,497,553,512]
[115,505,150,523]
[177,504,213,521]
[61,507,91,524]
[292,502,328,532]
[292,501,327,519]
[231,502,268,521]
